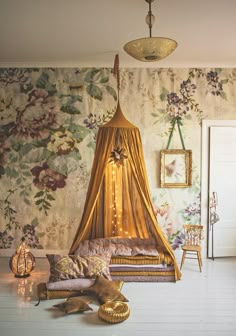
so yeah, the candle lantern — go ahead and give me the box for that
[9,238,35,277]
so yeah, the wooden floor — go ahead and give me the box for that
[0,256,236,336]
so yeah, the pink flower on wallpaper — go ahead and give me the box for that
[155,203,178,237]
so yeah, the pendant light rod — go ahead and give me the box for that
[146,0,154,38]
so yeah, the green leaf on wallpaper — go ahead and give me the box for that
[151,113,158,117]
[61,105,81,114]
[36,72,57,95]
[70,94,83,103]
[36,72,49,89]
[87,141,96,150]
[85,69,100,82]
[220,79,229,84]
[24,198,31,205]
[86,84,103,100]
[24,148,52,163]
[100,77,109,83]
[35,191,44,198]
[5,167,18,178]
[31,217,39,226]
[35,199,43,205]
[220,91,227,100]
[160,87,169,101]
[47,194,55,201]
[68,124,90,140]
[37,233,45,238]
[0,165,5,176]
[16,178,22,185]
[22,171,31,177]
[47,151,81,176]
[105,85,117,101]
[18,143,35,156]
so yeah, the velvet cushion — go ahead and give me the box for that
[46,254,111,282]
[53,297,93,314]
[81,275,128,305]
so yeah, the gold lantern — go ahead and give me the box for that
[9,238,35,277]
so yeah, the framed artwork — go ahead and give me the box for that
[160,149,192,188]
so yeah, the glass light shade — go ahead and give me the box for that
[123,36,177,62]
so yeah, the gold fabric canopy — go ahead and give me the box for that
[69,102,181,280]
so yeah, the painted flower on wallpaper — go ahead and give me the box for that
[180,79,197,101]
[47,130,80,155]
[171,233,184,250]
[206,71,223,96]
[0,88,17,126]
[9,89,58,139]
[0,68,30,86]
[183,200,201,223]
[31,162,67,191]
[22,224,40,248]
[83,110,114,131]
[155,203,177,237]
[0,230,14,249]
[166,92,187,119]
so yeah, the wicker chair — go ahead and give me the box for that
[180,224,204,272]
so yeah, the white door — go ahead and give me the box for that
[208,126,236,257]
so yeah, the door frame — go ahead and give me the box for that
[201,120,236,258]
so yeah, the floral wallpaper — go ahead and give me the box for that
[0,67,236,255]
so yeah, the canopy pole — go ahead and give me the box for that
[113,54,120,99]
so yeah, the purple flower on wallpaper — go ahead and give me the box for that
[83,113,99,130]
[184,201,201,219]
[22,224,40,248]
[171,234,184,250]
[180,80,197,100]
[206,71,223,96]
[0,231,14,248]
[166,92,187,118]
[31,163,67,191]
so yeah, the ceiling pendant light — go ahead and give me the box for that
[123,0,177,62]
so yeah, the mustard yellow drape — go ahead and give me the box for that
[69,103,181,280]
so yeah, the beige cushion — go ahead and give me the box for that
[46,254,111,282]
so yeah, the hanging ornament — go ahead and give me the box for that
[109,147,127,166]
[9,238,35,278]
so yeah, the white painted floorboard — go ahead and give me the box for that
[0,256,236,336]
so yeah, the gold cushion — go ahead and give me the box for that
[53,297,93,314]
[81,275,128,305]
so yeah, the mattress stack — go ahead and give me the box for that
[110,255,176,282]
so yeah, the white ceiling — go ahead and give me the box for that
[1,0,236,68]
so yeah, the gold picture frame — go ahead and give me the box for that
[160,149,192,188]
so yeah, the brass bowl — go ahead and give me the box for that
[98,301,130,323]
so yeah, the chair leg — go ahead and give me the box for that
[180,251,186,270]
[197,251,202,272]
[199,252,203,267]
